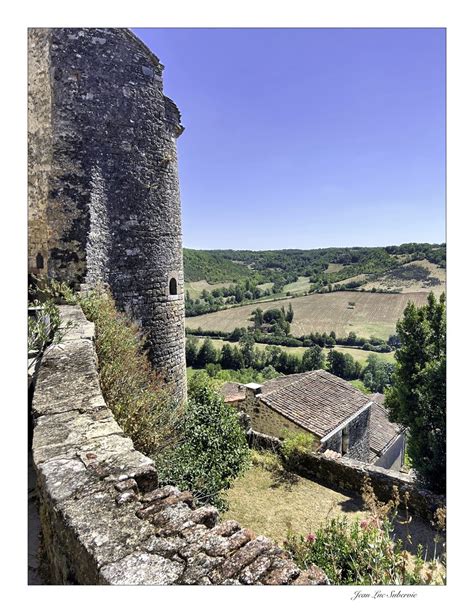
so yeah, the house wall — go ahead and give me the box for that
[321,406,371,462]
[375,433,406,471]
[239,389,321,450]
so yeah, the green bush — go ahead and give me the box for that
[280,430,314,468]
[156,372,250,510]
[79,288,180,457]
[285,479,445,585]
[28,299,61,355]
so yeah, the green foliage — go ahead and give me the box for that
[183,248,255,283]
[285,479,445,585]
[385,293,446,493]
[301,344,324,371]
[348,379,371,394]
[362,354,394,393]
[29,274,77,305]
[195,337,219,368]
[28,299,61,355]
[79,289,180,457]
[185,336,199,366]
[280,430,314,469]
[156,372,250,509]
[327,349,362,380]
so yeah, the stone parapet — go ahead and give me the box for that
[31,305,328,585]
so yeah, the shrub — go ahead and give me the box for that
[285,479,445,585]
[280,430,314,469]
[79,288,180,457]
[28,299,61,355]
[156,372,250,510]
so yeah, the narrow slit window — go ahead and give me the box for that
[169,277,177,295]
[342,426,350,455]
[36,253,44,269]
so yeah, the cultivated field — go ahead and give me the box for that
[190,337,395,366]
[185,280,231,299]
[282,276,311,295]
[186,290,429,340]
[361,260,446,297]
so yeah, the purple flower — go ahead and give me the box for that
[306,533,315,543]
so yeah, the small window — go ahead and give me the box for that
[169,277,177,296]
[342,426,350,455]
[36,253,44,269]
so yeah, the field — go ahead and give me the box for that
[325,263,346,273]
[185,280,231,299]
[361,260,446,297]
[282,276,311,295]
[190,336,395,366]
[186,290,428,340]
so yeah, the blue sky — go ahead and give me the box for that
[133,28,446,250]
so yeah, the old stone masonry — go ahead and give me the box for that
[28,28,187,402]
[32,305,328,585]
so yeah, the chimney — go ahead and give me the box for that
[244,382,262,398]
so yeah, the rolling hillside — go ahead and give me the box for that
[186,290,429,340]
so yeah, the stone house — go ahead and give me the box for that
[221,370,405,468]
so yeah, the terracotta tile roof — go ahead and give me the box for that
[368,401,404,461]
[220,382,246,403]
[258,370,372,439]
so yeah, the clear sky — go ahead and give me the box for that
[133,28,446,251]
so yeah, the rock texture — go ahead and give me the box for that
[31,306,328,585]
[28,28,186,403]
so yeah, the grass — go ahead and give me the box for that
[282,276,311,295]
[325,263,346,273]
[185,280,231,300]
[186,290,429,340]
[79,289,181,456]
[222,452,445,562]
[222,461,367,544]
[256,282,274,292]
[348,379,371,394]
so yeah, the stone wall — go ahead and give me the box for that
[31,306,328,585]
[28,28,186,403]
[241,387,322,451]
[245,429,445,523]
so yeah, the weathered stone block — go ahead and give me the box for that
[100,552,183,585]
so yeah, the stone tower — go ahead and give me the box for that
[28,28,187,403]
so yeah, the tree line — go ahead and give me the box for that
[186,334,393,393]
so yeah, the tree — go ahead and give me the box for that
[220,343,235,370]
[362,355,394,393]
[251,307,264,329]
[157,373,250,509]
[185,337,199,367]
[302,345,324,372]
[239,332,256,368]
[327,350,346,378]
[385,293,446,494]
[196,338,218,368]
[286,303,294,323]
